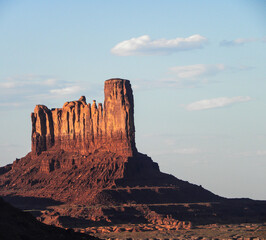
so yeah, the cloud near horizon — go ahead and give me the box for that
[111,34,208,56]
[220,38,257,47]
[0,75,58,89]
[0,74,89,109]
[50,86,81,95]
[185,96,251,111]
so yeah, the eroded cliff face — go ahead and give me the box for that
[31,79,136,157]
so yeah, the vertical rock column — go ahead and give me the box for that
[31,105,54,155]
[104,79,137,157]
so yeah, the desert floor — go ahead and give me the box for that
[80,222,266,240]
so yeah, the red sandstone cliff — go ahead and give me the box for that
[31,79,136,157]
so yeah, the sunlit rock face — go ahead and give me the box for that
[31,79,137,157]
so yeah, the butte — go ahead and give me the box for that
[0,79,265,229]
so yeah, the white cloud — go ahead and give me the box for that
[169,64,225,79]
[185,96,251,111]
[50,86,81,95]
[111,34,208,56]
[220,38,257,47]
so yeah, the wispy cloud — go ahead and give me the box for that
[169,64,225,79]
[132,62,253,91]
[256,150,266,156]
[0,74,59,89]
[157,64,227,88]
[0,74,90,109]
[111,34,208,56]
[185,96,251,111]
[0,81,17,88]
[234,150,266,158]
[50,86,81,95]
[220,38,258,47]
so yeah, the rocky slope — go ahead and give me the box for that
[0,197,99,240]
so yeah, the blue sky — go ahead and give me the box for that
[0,0,266,199]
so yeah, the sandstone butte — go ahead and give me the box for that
[31,79,136,157]
[1,78,266,229]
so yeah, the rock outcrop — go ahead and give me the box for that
[31,79,136,157]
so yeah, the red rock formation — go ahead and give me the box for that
[31,79,136,157]
[2,77,266,233]
[1,78,222,205]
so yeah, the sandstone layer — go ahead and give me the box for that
[31,79,136,157]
